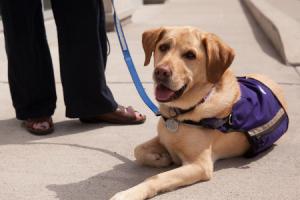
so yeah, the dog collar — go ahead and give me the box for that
[162,114,232,133]
[167,86,215,118]
[162,86,215,132]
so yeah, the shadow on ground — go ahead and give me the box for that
[44,143,272,200]
[239,0,283,64]
[46,148,166,200]
[0,118,273,200]
[0,118,132,145]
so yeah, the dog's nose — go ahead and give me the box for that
[154,66,172,80]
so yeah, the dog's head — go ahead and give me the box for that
[142,26,235,107]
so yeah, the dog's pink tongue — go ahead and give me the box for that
[155,84,175,102]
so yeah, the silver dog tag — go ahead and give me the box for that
[165,118,179,132]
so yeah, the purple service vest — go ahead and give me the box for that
[166,77,289,158]
[220,77,289,157]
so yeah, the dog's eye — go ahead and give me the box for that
[183,51,196,60]
[159,44,170,52]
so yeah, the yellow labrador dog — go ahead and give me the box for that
[111,26,289,200]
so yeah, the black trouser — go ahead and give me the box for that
[0,0,118,120]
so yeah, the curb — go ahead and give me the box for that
[243,0,300,66]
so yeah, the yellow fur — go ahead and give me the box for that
[110,26,287,200]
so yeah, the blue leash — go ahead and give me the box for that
[111,0,160,116]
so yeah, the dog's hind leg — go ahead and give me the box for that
[134,137,172,168]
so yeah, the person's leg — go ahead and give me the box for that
[0,0,56,120]
[50,0,118,118]
[50,0,145,124]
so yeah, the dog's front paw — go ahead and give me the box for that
[144,152,172,167]
[110,190,144,200]
[110,191,129,200]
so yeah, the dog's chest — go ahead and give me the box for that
[158,119,212,164]
[158,129,182,165]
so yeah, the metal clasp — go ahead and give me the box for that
[228,114,233,126]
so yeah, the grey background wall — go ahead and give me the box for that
[41,0,143,31]
[0,0,159,33]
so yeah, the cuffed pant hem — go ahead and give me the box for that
[16,105,56,120]
[65,101,118,119]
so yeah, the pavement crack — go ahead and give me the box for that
[107,81,153,84]
[0,81,154,84]
[1,81,300,86]
[278,82,300,86]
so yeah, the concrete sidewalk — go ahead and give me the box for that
[243,0,300,66]
[1,0,300,199]
[267,0,300,23]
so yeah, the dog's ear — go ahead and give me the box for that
[142,28,166,66]
[202,33,235,83]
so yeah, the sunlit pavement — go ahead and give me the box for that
[0,1,299,199]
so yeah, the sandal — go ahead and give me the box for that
[80,105,146,124]
[23,117,54,135]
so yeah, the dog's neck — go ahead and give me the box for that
[161,87,214,118]
[159,70,241,121]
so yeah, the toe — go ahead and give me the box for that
[135,111,146,121]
